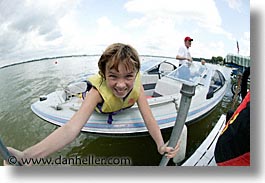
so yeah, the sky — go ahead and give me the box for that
[0,0,250,67]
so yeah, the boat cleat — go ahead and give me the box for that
[39,95,47,101]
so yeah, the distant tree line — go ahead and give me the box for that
[193,56,224,65]
[1,54,225,70]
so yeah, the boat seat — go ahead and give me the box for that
[152,77,181,97]
[65,80,92,100]
[159,62,176,76]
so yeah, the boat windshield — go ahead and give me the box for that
[140,60,162,72]
[167,63,207,86]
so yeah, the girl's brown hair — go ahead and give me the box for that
[98,43,140,78]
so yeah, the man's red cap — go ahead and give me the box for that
[184,36,193,42]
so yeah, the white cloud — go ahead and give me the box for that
[0,0,79,65]
[0,0,250,66]
[239,31,250,56]
[225,0,243,12]
[97,16,112,27]
[125,0,222,29]
[95,16,122,43]
[123,0,232,58]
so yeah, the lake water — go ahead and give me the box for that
[0,56,234,166]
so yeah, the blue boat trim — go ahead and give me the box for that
[31,87,225,131]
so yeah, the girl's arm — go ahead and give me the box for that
[137,85,178,157]
[22,87,102,159]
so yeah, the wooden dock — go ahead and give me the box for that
[181,114,226,166]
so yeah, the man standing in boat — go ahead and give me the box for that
[176,36,193,67]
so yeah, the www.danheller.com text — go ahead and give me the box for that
[7,154,132,166]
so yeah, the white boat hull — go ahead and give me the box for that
[31,83,227,134]
[31,61,230,134]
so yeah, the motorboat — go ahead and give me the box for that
[224,53,250,95]
[31,59,231,135]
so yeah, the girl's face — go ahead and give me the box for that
[105,63,137,98]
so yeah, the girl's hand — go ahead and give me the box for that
[3,147,26,166]
[158,140,180,159]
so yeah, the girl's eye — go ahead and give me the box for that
[126,75,134,79]
[108,75,117,79]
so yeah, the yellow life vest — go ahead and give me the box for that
[88,73,141,114]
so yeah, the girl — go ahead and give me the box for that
[6,43,179,165]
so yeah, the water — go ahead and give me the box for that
[0,56,234,166]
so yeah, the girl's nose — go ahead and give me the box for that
[116,79,126,88]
